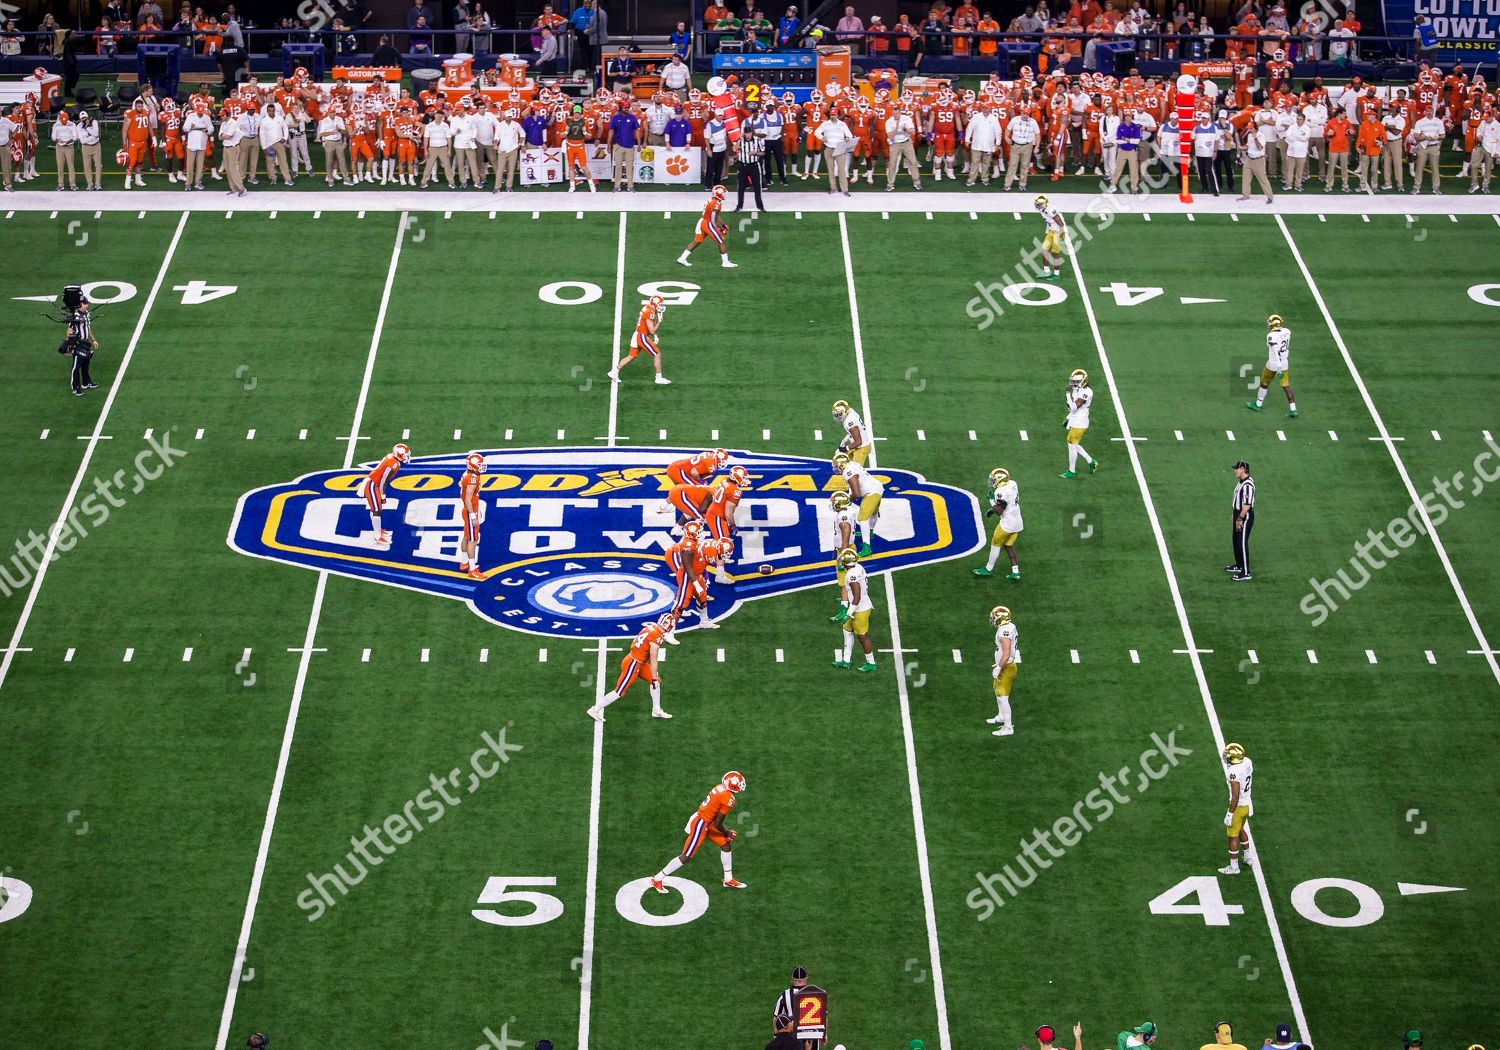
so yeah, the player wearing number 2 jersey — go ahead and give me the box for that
[651,771,749,892]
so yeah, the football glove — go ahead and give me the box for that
[835,607,850,624]
[985,505,998,518]
[1224,811,1234,827]
[726,829,737,842]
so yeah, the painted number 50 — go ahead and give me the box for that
[471,874,708,928]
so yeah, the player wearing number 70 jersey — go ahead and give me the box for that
[676,184,738,269]
[361,442,411,547]
[651,770,749,892]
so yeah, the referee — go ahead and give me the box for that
[735,102,768,213]
[1227,460,1255,581]
[63,295,99,397]
[768,966,814,1050]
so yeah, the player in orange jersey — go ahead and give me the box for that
[587,614,677,721]
[349,108,377,183]
[651,771,748,892]
[801,89,827,178]
[395,111,421,185]
[458,452,486,580]
[666,448,728,486]
[608,295,672,385]
[704,464,750,550]
[666,528,705,616]
[926,88,964,181]
[666,482,714,530]
[122,97,153,188]
[676,184,737,268]
[160,98,186,183]
[362,442,411,546]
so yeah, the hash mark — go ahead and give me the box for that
[182,647,193,662]
[1307,649,1319,664]
[65,648,75,662]
[968,430,976,441]
[480,648,489,663]
[1070,649,1080,664]
[40,430,48,440]
[1129,649,1140,664]
[659,429,668,440]
[505,429,513,440]
[775,649,784,663]
[711,429,720,440]
[1226,430,1236,441]
[916,429,926,441]
[195,428,204,440]
[1329,430,1339,442]
[1277,430,1286,441]
[716,648,725,663]
[1174,430,1183,441]
[123,648,134,663]
[1431,430,1441,441]
[814,429,823,441]
[1019,430,1029,442]
[762,428,771,440]
[556,429,566,440]
[246,429,255,440]
[453,428,462,441]
[1248,649,1259,664]
[299,429,307,440]
[1426,650,1436,664]
[538,648,548,663]
[952,649,962,663]
[361,648,371,663]
[1366,649,1378,664]
[420,648,430,663]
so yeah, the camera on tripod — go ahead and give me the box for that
[62,285,87,311]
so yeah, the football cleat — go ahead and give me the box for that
[392,442,412,463]
[1267,313,1283,330]
[989,467,1011,488]
[1068,368,1088,387]
[722,770,747,793]
[831,398,851,420]
[728,465,751,488]
[1223,742,1246,764]
[722,878,748,889]
[466,566,484,580]
[465,452,486,473]
[712,183,727,200]
[650,878,668,894]
[837,546,860,568]
[990,605,1012,627]
[831,451,851,472]
[830,491,851,511]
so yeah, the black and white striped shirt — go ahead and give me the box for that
[68,310,93,345]
[1233,476,1256,513]
[737,120,765,166]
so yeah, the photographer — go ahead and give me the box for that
[59,289,99,397]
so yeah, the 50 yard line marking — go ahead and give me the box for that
[577,210,627,1050]
[0,211,189,694]
[838,212,952,1050]
[1067,238,1311,1043]
[1276,216,1500,687]
[214,211,409,1050]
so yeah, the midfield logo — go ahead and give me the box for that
[228,448,983,638]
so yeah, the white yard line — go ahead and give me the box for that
[214,211,409,1050]
[1066,237,1312,1042]
[578,210,627,1050]
[0,211,189,695]
[1275,216,1500,687]
[838,212,952,1050]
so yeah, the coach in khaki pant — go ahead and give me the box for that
[816,112,854,194]
[1004,110,1039,190]
[422,113,455,187]
[317,112,348,184]
[493,111,522,191]
[1409,110,1444,193]
[0,107,13,190]
[885,108,921,190]
[1380,108,1406,189]
[1474,114,1500,191]
[77,110,102,189]
[219,110,247,194]
[1238,125,1275,202]
[50,110,79,189]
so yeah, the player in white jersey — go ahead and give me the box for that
[828,491,859,621]
[832,450,883,555]
[1247,314,1297,418]
[1219,741,1256,874]
[830,398,874,465]
[973,467,1023,579]
[833,546,876,672]
[1059,368,1098,479]
[1035,194,1067,280]
[988,605,1021,736]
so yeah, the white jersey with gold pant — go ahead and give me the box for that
[983,479,1022,575]
[839,406,874,465]
[1063,384,1095,476]
[840,461,883,547]
[1254,326,1295,414]
[990,620,1021,733]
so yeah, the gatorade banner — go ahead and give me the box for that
[1380,0,1500,62]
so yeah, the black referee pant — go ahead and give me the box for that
[705,149,727,189]
[1231,510,1254,575]
[1195,153,1220,195]
[765,139,788,183]
[735,158,765,211]
[1215,150,1235,195]
[70,349,94,394]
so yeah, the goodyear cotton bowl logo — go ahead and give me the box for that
[228,448,982,638]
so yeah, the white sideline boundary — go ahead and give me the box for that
[0,211,189,694]
[214,211,409,1050]
[577,210,627,1050]
[837,211,953,1050]
[1275,216,1500,688]
[1066,238,1313,1041]
[4,189,1500,216]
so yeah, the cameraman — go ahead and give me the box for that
[61,294,99,397]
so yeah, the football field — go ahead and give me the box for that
[2,197,1498,1050]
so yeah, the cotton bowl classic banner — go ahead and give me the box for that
[228,448,983,638]
[1381,0,1500,60]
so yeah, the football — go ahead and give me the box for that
[758,564,773,575]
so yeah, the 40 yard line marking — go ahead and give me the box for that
[838,212,952,1050]
[578,209,628,1050]
[0,211,189,698]
[1067,235,1311,1043]
[214,211,409,1050]
[1276,216,1500,688]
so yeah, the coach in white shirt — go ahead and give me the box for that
[50,111,79,189]
[238,107,261,184]
[1473,112,1500,192]
[1302,97,1328,178]
[965,105,1001,186]
[1238,124,1275,203]
[885,107,921,191]
[259,101,293,185]
[1409,109,1445,193]
[645,95,671,145]
[493,109,523,191]
[1381,107,1407,189]
[219,111,248,195]
[473,104,499,186]
[182,105,213,189]
[816,111,854,195]
[1268,105,1292,180]
[662,54,690,93]
[76,110,102,189]
[451,108,479,187]
[1004,110,1040,190]
[422,112,455,187]
[316,111,347,184]
[1281,111,1310,189]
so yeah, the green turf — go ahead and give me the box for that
[1,207,1497,1050]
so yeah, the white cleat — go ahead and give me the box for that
[722,878,748,889]
[721,259,738,268]
[991,724,1015,736]
[697,619,721,630]
[663,631,680,646]
[1217,863,1241,876]
[607,370,620,382]
[677,254,692,266]
[586,706,605,722]
[654,375,672,385]
[985,714,1006,724]
[651,709,673,719]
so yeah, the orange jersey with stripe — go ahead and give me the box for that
[162,111,182,138]
[701,196,723,226]
[695,783,736,825]
[635,302,660,335]
[629,621,667,661]
[709,480,742,515]
[367,452,403,493]
[125,111,152,144]
[670,451,719,481]
[460,470,482,514]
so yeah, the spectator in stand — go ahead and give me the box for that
[920,11,947,59]
[663,52,691,92]
[670,20,691,57]
[976,11,999,56]
[470,4,492,53]
[867,14,888,54]
[0,20,22,56]
[777,6,799,45]
[835,6,864,52]
[744,27,769,50]
[951,14,971,55]
[96,18,119,55]
[1018,5,1044,32]
[537,27,559,73]
[371,34,401,65]
[1327,19,1353,66]
[607,99,641,191]
[407,0,435,30]
[137,0,165,28]
[588,2,612,75]
[892,13,918,55]
[571,0,596,71]
[410,15,433,53]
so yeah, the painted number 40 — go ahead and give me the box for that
[1151,874,1387,928]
